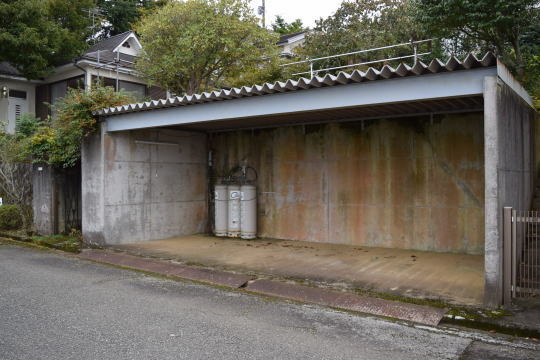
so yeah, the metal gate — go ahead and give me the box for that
[55,164,82,233]
[503,207,540,304]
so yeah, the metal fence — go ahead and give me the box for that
[503,207,540,304]
[281,39,435,78]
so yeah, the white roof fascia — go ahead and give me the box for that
[287,33,305,44]
[105,67,496,132]
[112,32,142,53]
[496,59,534,108]
[0,74,44,84]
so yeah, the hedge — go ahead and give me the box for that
[0,204,23,230]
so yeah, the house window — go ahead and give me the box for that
[118,81,146,102]
[9,89,27,99]
[50,81,68,117]
[49,76,85,117]
[92,76,117,89]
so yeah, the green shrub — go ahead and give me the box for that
[15,113,40,138]
[0,204,23,230]
[21,86,136,168]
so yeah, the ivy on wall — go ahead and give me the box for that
[17,86,135,168]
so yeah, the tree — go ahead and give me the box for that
[134,0,279,95]
[271,15,306,35]
[297,0,431,74]
[0,0,95,79]
[96,0,168,38]
[413,0,540,104]
[413,0,539,76]
[0,128,32,229]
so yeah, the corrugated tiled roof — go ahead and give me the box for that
[95,52,497,116]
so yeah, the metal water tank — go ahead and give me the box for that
[227,185,241,237]
[214,185,228,237]
[240,185,257,239]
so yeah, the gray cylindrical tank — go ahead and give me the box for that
[240,185,257,239]
[227,185,241,237]
[214,185,228,237]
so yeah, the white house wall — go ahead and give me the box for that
[0,78,37,133]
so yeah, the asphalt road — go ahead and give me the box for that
[0,243,538,360]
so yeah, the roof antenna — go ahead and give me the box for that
[82,8,104,43]
[258,0,266,28]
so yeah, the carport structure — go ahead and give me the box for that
[87,53,536,307]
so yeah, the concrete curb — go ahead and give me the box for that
[77,249,446,326]
[246,279,447,326]
[78,249,253,289]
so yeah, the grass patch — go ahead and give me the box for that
[352,288,511,321]
[0,229,33,242]
[443,317,540,339]
[31,234,81,253]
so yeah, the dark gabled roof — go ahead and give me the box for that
[277,31,307,45]
[81,31,139,69]
[0,62,22,77]
[0,32,139,78]
[96,52,497,116]
[86,31,134,54]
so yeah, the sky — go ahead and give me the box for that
[249,0,344,28]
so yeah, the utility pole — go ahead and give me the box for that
[258,0,266,28]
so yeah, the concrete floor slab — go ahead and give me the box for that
[112,235,485,306]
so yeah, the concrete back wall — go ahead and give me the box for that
[82,124,207,245]
[212,113,485,254]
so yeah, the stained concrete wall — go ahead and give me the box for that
[212,113,485,254]
[484,76,537,307]
[82,123,207,245]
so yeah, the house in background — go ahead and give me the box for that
[0,31,166,134]
[0,31,167,236]
[277,31,307,57]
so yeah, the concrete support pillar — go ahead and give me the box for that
[32,164,57,235]
[484,75,502,308]
[81,122,106,246]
